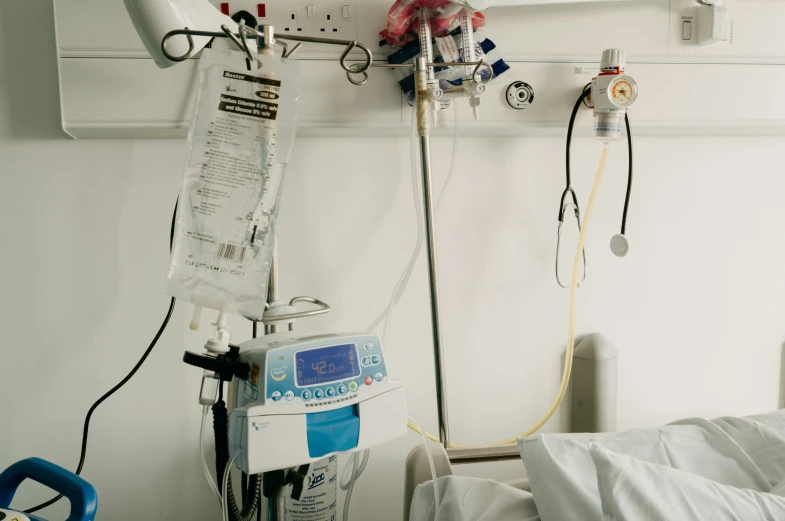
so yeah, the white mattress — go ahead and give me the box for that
[409,409,785,521]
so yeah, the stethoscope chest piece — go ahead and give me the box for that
[610,234,630,258]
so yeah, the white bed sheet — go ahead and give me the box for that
[409,476,540,521]
[591,444,785,521]
[409,410,785,521]
[518,419,770,521]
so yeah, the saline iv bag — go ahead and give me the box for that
[166,48,301,342]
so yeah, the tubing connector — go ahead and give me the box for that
[204,311,231,354]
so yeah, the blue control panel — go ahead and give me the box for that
[262,337,388,407]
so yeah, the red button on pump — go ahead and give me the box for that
[364,376,373,386]
[258,3,267,17]
[220,2,230,15]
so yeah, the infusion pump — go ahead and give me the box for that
[229,332,407,474]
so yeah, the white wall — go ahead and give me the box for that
[2,2,785,521]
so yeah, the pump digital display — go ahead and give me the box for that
[295,344,360,387]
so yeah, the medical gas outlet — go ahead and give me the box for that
[590,48,637,141]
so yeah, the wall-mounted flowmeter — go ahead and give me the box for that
[590,49,638,141]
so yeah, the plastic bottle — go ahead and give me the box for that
[286,456,338,521]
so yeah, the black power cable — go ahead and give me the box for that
[25,200,179,515]
[621,113,634,235]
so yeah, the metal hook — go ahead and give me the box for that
[220,24,245,52]
[161,27,196,62]
[221,23,256,64]
[161,27,375,84]
[347,70,369,85]
[556,189,587,289]
[275,40,289,57]
[341,41,373,85]
[237,23,257,63]
[472,61,494,84]
[280,42,303,59]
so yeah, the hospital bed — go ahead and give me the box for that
[402,332,785,521]
[403,332,615,519]
[404,409,785,521]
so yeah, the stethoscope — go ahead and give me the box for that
[555,85,634,288]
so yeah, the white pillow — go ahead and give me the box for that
[518,420,769,521]
[709,410,785,487]
[589,443,785,521]
[409,476,540,521]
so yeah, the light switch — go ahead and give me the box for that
[306,4,316,19]
[696,4,729,45]
[341,5,351,20]
[681,20,692,40]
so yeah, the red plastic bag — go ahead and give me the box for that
[380,0,485,47]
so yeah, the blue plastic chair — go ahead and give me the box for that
[0,458,97,521]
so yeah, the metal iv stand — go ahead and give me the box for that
[410,12,519,464]
[161,20,502,520]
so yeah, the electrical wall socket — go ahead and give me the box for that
[207,0,357,49]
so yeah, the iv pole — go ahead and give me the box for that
[158,20,495,520]
[413,7,451,448]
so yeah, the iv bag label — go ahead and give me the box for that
[223,71,281,86]
[166,49,301,319]
[218,94,279,120]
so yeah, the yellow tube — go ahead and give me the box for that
[408,146,611,448]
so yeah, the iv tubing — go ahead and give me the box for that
[201,405,221,502]
[408,415,440,521]
[223,453,240,521]
[498,144,609,442]
[407,146,611,447]
[340,449,370,520]
[349,105,459,519]
[368,103,460,339]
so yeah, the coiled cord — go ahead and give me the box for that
[213,394,261,521]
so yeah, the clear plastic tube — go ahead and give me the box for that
[497,144,610,443]
[408,415,440,521]
[201,405,222,502]
[343,105,460,521]
[369,102,460,343]
[339,449,370,520]
[222,452,241,521]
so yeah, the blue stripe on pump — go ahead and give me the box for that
[306,405,360,458]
